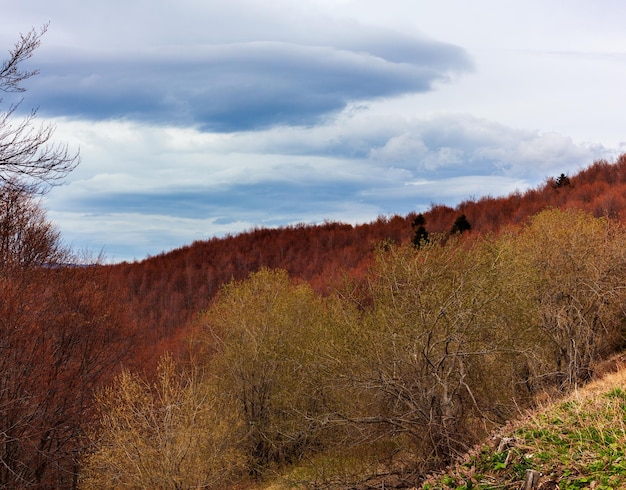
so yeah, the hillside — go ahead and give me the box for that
[7,155,626,487]
[102,155,626,364]
[420,358,626,490]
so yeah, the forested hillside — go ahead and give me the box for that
[4,155,626,488]
[82,204,626,489]
[104,155,626,364]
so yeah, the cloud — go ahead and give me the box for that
[49,209,256,262]
[43,109,617,261]
[366,114,612,179]
[17,5,471,131]
[6,0,624,262]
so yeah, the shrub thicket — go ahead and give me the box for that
[81,208,626,488]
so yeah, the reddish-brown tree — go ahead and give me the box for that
[0,184,134,488]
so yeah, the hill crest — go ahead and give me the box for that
[104,154,626,358]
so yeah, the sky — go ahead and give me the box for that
[2,1,626,262]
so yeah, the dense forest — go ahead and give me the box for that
[104,154,626,367]
[4,153,626,488]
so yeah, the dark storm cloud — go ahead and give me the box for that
[25,36,471,131]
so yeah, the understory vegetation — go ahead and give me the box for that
[79,207,626,489]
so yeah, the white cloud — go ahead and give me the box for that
[43,109,616,261]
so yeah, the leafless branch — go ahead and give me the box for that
[0,24,79,191]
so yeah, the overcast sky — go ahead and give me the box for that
[3,1,626,262]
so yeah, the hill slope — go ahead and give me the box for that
[103,155,626,364]
[79,155,626,488]
[421,359,626,490]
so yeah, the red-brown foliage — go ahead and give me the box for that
[100,155,626,371]
[104,217,413,349]
[0,265,137,487]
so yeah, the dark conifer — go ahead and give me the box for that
[450,214,471,235]
[553,173,571,188]
[411,213,430,247]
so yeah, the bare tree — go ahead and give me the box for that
[0,186,134,487]
[0,24,79,190]
[515,208,626,391]
[333,238,538,473]
[0,181,66,273]
[80,356,245,489]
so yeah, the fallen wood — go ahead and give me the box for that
[523,469,541,489]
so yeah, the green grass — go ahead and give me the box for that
[420,368,626,489]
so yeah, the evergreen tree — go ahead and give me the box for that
[553,173,571,188]
[450,214,471,235]
[411,213,429,247]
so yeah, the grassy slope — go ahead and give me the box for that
[421,363,626,490]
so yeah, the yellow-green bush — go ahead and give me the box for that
[80,356,245,489]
